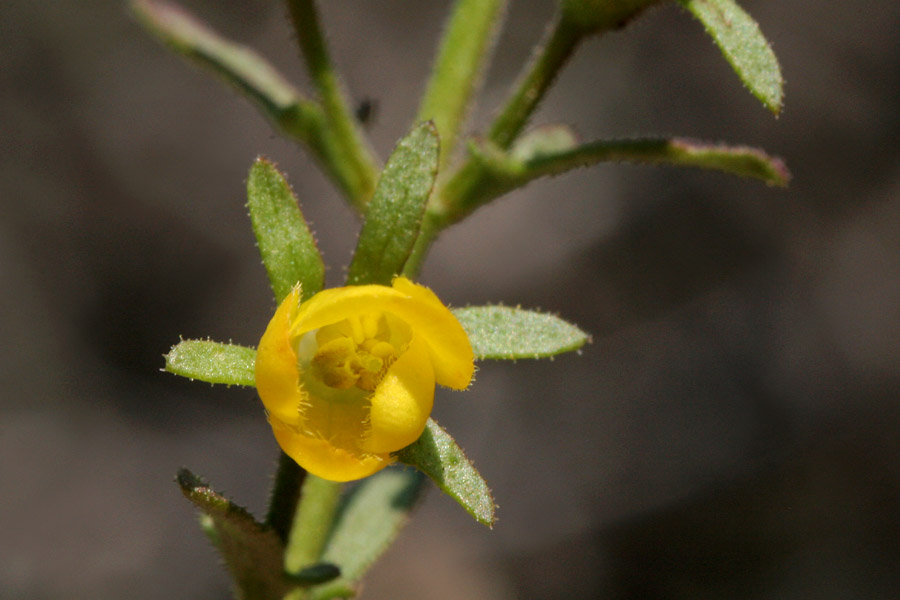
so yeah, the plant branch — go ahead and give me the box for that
[265,452,307,544]
[286,0,379,211]
[487,16,584,150]
[444,136,790,218]
[415,0,507,173]
[131,0,371,204]
[284,475,343,574]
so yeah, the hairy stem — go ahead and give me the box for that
[487,16,583,149]
[286,0,379,210]
[265,451,306,543]
[416,0,507,173]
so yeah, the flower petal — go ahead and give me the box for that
[255,286,306,426]
[389,277,474,390]
[269,416,390,481]
[292,278,474,390]
[362,334,435,454]
[291,284,407,334]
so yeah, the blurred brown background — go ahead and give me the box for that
[3,1,900,598]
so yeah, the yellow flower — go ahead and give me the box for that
[255,277,474,481]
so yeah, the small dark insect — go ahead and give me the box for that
[354,97,379,126]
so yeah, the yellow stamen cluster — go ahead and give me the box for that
[309,315,399,392]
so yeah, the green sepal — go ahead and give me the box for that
[176,468,290,599]
[310,470,425,598]
[453,305,590,360]
[346,122,440,286]
[247,158,325,303]
[165,340,257,387]
[678,0,784,114]
[396,419,496,527]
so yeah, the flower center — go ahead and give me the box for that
[290,312,411,458]
[306,313,406,393]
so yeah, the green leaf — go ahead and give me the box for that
[132,0,311,118]
[448,135,788,218]
[396,419,495,527]
[248,158,325,303]
[453,305,590,360]
[165,340,257,386]
[131,1,371,205]
[678,0,784,114]
[176,468,290,599]
[346,122,440,286]
[416,0,507,172]
[312,469,425,597]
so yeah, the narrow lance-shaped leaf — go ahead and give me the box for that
[678,0,784,114]
[396,419,496,527]
[176,468,290,599]
[131,0,321,134]
[131,1,367,203]
[165,340,257,387]
[310,469,425,599]
[453,305,590,360]
[449,135,789,218]
[346,122,440,286]
[248,158,325,303]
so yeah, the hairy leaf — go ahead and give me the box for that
[312,469,425,597]
[165,340,256,387]
[679,0,784,114]
[177,469,289,599]
[132,0,317,124]
[453,305,590,360]
[346,122,439,286]
[396,419,495,526]
[248,158,325,303]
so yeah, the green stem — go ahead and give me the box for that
[402,210,443,279]
[265,451,306,543]
[131,0,361,201]
[284,474,344,573]
[405,15,586,272]
[286,0,379,211]
[487,16,584,149]
[415,0,507,173]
